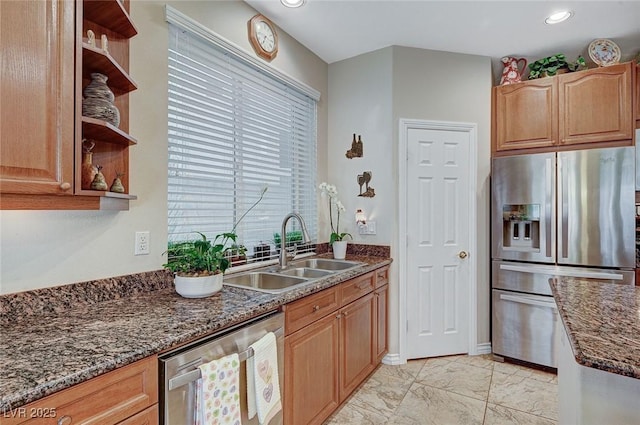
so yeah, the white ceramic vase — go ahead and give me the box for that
[332,241,348,260]
[174,273,223,298]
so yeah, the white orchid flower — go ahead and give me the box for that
[336,200,345,213]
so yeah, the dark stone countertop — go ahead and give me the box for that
[0,254,391,412]
[549,277,640,379]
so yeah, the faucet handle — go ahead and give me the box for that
[285,244,297,260]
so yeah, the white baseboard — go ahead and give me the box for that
[475,342,492,355]
[382,353,404,365]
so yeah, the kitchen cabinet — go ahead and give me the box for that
[636,64,640,124]
[338,293,376,397]
[493,78,558,151]
[0,0,137,210]
[374,267,389,362]
[0,356,158,425]
[0,0,75,197]
[283,266,389,425]
[284,312,340,425]
[493,62,634,155]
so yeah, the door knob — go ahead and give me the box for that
[458,251,468,259]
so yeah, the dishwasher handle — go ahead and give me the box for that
[167,326,284,391]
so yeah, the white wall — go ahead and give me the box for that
[328,46,492,353]
[326,48,393,244]
[392,47,492,345]
[0,0,328,294]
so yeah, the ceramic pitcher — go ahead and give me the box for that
[499,57,528,85]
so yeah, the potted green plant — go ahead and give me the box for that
[164,232,236,298]
[273,230,303,251]
[164,187,267,298]
[226,243,247,266]
[528,54,587,79]
[528,54,568,79]
[319,182,352,259]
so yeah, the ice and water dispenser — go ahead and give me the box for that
[501,204,540,251]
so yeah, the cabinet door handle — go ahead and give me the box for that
[59,182,71,191]
[58,416,72,425]
[342,311,348,317]
[356,281,370,289]
[336,314,342,319]
[312,305,320,312]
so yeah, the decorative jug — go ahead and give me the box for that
[499,57,528,85]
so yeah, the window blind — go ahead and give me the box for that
[167,23,318,264]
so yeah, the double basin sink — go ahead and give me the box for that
[223,258,363,293]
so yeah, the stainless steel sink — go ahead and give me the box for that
[277,267,333,279]
[223,272,308,293]
[290,258,362,271]
[223,258,364,294]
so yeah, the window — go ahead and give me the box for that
[167,19,318,263]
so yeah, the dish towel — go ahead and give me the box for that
[195,353,241,425]
[247,332,282,424]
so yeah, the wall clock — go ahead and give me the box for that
[248,14,278,62]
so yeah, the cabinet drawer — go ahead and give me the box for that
[118,405,159,425]
[340,273,375,306]
[374,267,389,288]
[1,356,158,425]
[285,286,339,335]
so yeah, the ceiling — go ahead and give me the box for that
[244,0,640,75]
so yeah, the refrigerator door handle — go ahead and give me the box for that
[558,154,569,259]
[544,157,553,258]
[499,293,558,310]
[499,264,624,280]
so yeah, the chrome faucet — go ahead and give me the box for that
[279,213,312,268]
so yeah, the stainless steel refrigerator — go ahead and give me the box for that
[491,146,635,368]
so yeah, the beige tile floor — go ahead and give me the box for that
[325,354,558,425]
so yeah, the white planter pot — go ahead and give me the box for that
[332,241,348,259]
[174,273,223,298]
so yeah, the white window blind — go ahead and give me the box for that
[167,22,317,263]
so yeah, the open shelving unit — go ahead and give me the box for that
[76,0,138,209]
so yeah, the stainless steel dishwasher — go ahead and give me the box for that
[159,311,284,425]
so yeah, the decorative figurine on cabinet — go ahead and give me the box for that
[90,165,109,191]
[81,139,98,190]
[110,172,126,193]
[87,30,96,47]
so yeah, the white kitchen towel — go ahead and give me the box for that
[196,353,241,425]
[246,332,282,424]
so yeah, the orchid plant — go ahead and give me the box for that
[319,182,352,244]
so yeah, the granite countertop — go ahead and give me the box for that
[0,253,391,412]
[549,277,640,379]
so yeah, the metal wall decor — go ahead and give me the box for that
[357,171,375,197]
[346,133,363,158]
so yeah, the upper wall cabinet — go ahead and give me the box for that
[636,63,640,125]
[492,78,558,151]
[493,62,635,155]
[0,0,75,197]
[0,0,137,210]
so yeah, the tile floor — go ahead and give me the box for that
[324,354,558,425]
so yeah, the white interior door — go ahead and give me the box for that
[405,125,472,359]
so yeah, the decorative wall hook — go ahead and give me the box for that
[357,171,375,197]
[346,133,363,158]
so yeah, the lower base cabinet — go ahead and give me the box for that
[0,356,158,425]
[339,293,376,397]
[283,267,389,425]
[284,313,340,425]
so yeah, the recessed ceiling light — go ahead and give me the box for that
[281,0,305,8]
[545,11,573,24]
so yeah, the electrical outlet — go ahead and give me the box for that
[358,221,377,235]
[135,231,150,255]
